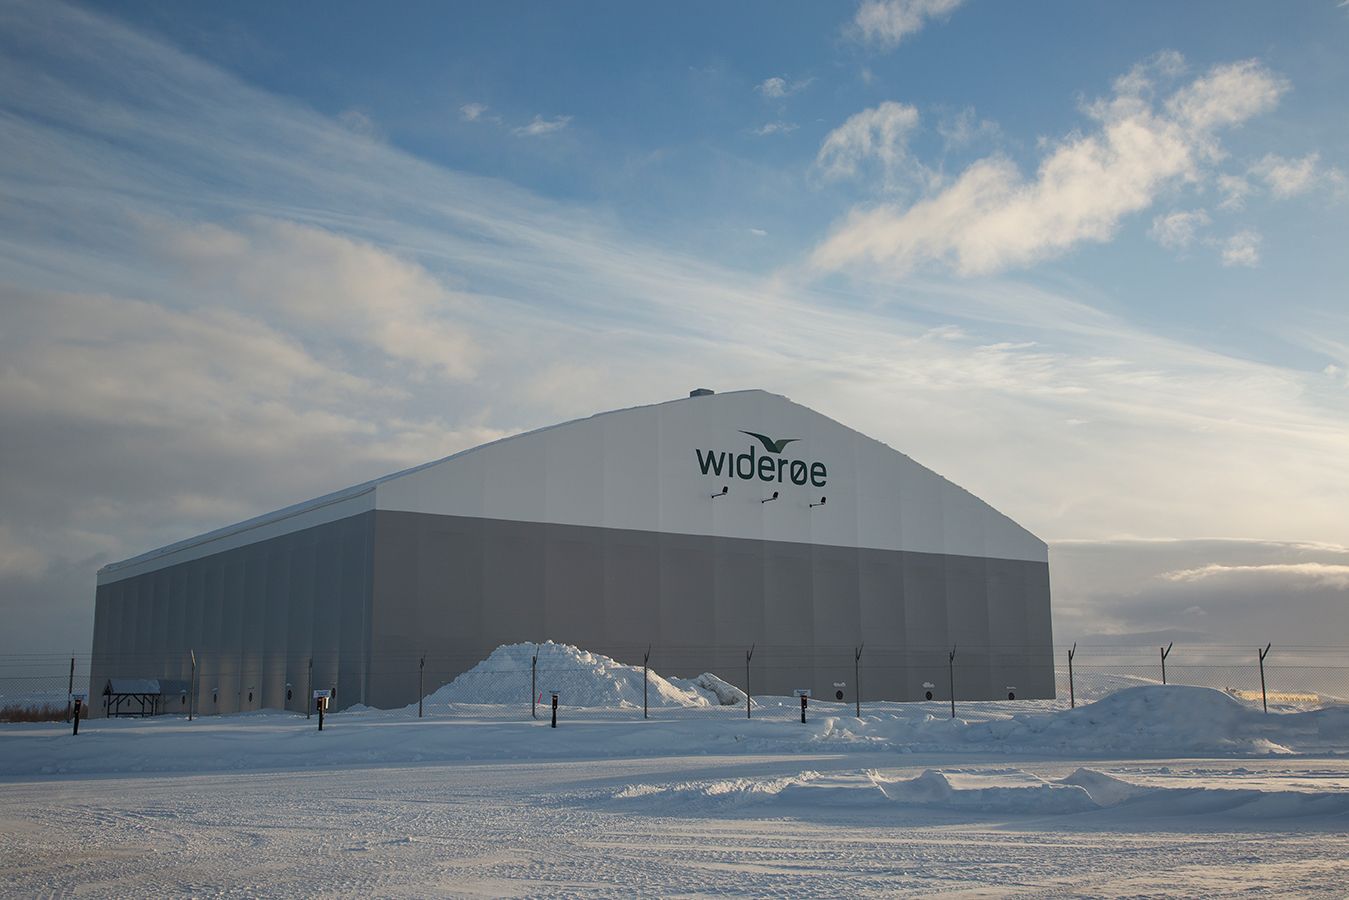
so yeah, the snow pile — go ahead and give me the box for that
[1016,685,1294,754]
[422,642,741,709]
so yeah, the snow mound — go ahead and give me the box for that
[1024,685,1284,754]
[423,642,733,708]
[607,765,1349,819]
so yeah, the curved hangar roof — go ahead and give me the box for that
[99,389,1046,584]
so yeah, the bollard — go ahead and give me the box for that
[801,694,807,724]
[550,691,559,728]
[313,689,330,731]
[70,694,85,736]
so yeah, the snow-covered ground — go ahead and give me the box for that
[3,644,1348,897]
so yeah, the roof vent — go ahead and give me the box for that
[689,388,715,397]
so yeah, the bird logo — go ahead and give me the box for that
[739,431,800,455]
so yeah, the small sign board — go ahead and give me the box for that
[312,689,331,700]
[70,692,88,701]
[793,689,811,698]
[922,682,935,689]
[832,682,846,688]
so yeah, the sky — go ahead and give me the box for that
[2,0,1348,660]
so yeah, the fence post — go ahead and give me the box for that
[306,656,313,719]
[1160,642,1172,685]
[948,645,957,719]
[1067,642,1076,709]
[189,650,196,721]
[65,656,75,722]
[531,649,538,720]
[418,654,425,718]
[745,644,755,719]
[1258,643,1271,713]
[643,645,651,720]
[854,643,863,717]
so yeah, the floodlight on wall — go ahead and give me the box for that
[810,496,826,508]
[710,485,729,499]
[761,491,779,504]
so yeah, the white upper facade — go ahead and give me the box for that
[99,389,1046,585]
[378,389,1045,562]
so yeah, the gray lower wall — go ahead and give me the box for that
[89,512,375,715]
[89,509,1053,714]
[368,511,1054,707]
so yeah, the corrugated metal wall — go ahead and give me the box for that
[89,512,374,715]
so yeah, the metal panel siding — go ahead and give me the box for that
[365,511,1054,707]
[88,513,375,715]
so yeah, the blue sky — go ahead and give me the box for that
[3,0,1349,656]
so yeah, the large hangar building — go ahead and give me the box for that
[91,389,1053,713]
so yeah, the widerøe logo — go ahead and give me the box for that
[695,430,828,487]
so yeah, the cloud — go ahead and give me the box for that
[753,121,798,136]
[337,108,380,139]
[815,101,926,191]
[850,0,965,49]
[936,107,1000,150]
[1216,173,1252,210]
[1220,228,1261,267]
[1148,209,1211,251]
[1051,539,1349,653]
[3,3,1349,657]
[1162,562,1349,588]
[149,217,482,379]
[460,102,488,122]
[811,56,1288,277]
[756,76,812,99]
[513,114,572,136]
[1250,153,1346,198]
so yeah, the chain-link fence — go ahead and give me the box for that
[3,644,1346,726]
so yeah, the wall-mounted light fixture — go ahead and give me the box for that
[810,496,827,508]
[761,491,779,504]
[710,485,728,499]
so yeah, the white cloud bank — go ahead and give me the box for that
[811,56,1288,277]
[850,0,965,49]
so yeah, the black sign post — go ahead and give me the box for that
[550,691,559,728]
